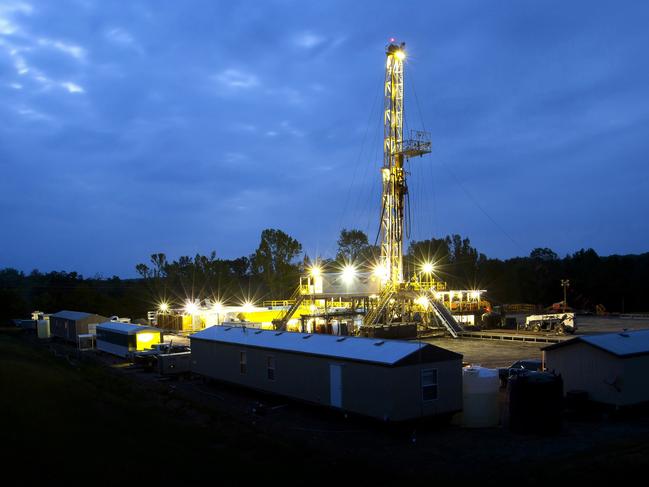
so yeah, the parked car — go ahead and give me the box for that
[498,359,543,387]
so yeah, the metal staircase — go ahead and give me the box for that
[428,295,463,338]
[272,286,306,331]
[363,284,394,327]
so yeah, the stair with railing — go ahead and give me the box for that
[272,286,306,331]
[428,295,463,338]
[363,284,394,327]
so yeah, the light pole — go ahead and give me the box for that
[561,279,570,312]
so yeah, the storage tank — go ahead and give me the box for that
[462,366,500,427]
[508,371,563,434]
[37,319,51,339]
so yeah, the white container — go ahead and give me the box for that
[37,319,50,339]
[462,366,500,427]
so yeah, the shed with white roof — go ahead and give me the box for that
[189,326,462,421]
[96,321,162,358]
[543,329,649,407]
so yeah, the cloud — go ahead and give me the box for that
[14,105,53,122]
[0,1,32,35]
[0,16,18,35]
[0,2,32,15]
[60,81,84,93]
[0,7,86,95]
[13,53,29,74]
[104,27,143,54]
[280,120,304,137]
[37,38,85,61]
[32,72,49,84]
[264,121,305,138]
[8,51,55,89]
[105,27,133,45]
[5,42,84,93]
[294,31,325,49]
[214,68,259,89]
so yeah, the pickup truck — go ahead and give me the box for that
[498,359,543,387]
[132,342,190,369]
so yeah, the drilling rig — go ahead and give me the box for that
[358,40,467,338]
[268,40,485,339]
[152,40,489,338]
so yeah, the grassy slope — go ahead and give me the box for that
[0,330,393,484]
[2,329,649,485]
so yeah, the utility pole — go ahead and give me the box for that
[561,279,570,312]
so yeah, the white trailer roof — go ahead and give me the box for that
[544,329,649,357]
[190,326,457,365]
[51,310,97,320]
[97,321,159,335]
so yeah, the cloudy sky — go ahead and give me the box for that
[1,0,648,277]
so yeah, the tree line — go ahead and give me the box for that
[1,228,648,325]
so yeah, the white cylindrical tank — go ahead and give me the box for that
[462,366,500,427]
[37,319,50,339]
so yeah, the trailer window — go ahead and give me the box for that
[240,351,247,375]
[421,369,438,401]
[267,356,276,381]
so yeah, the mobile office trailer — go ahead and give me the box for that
[190,326,463,422]
[96,322,162,358]
[49,310,107,342]
[543,330,649,407]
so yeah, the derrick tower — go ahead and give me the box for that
[379,40,431,288]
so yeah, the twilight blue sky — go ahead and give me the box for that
[1,0,648,277]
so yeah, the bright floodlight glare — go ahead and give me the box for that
[342,264,356,284]
[184,300,199,315]
[373,263,387,279]
[310,265,321,278]
[158,302,169,313]
[395,50,405,60]
[212,301,223,313]
[415,295,429,308]
[242,301,254,313]
[421,262,434,274]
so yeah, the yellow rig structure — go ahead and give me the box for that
[152,40,489,338]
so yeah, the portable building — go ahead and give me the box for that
[49,310,107,342]
[190,326,462,421]
[96,322,162,358]
[543,330,649,407]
